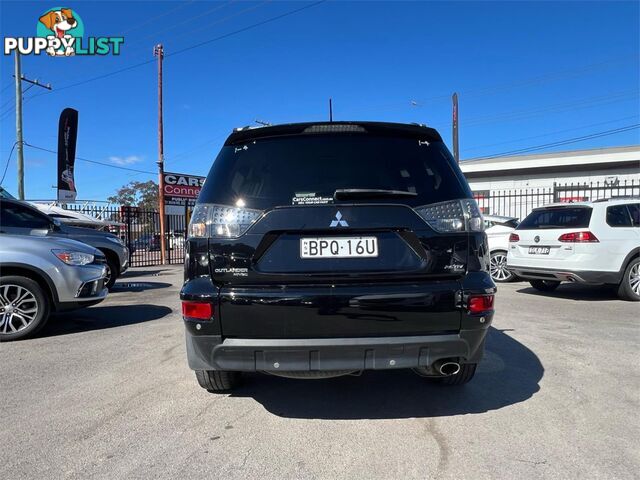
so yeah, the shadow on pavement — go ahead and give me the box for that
[516,283,618,301]
[231,327,543,419]
[39,304,172,337]
[121,269,169,278]
[110,281,172,292]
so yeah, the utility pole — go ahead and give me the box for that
[13,51,52,200]
[452,92,459,163]
[329,98,333,122]
[14,52,23,199]
[154,44,167,265]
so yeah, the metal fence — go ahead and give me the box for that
[63,203,194,267]
[57,179,639,268]
[474,179,639,220]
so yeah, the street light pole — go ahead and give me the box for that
[154,44,167,265]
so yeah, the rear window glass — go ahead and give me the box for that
[517,207,592,230]
[198,135,471,209]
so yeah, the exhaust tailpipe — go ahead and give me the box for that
[438,361,461,376]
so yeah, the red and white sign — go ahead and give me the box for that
[163,172,205,199]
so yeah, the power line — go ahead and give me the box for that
[23,143,156,174]
[28,1,327,101]
[461,90,638,127]
[120,0,197,35]
[166,0,326,58]
[474,124,640,159]
[462,115,640,153]
[126,0,237,49]
[29,58,157,99]
[460,54,639,100]
[135,0,269,54]
[0,141,19,185]
[341,54,639,116]
[426,90,639,131]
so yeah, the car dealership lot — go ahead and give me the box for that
[1,266,638,480]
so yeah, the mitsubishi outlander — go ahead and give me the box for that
[180,122,496,392]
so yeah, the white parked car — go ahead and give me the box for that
[507,198,640,301]
[484,215,519,282]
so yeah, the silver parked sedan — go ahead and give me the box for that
[0,234,108,341]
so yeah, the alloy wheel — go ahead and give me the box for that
[104,264,112,287]
[629,263,640,296]
[490,253,513,282]
[0,284,39,335]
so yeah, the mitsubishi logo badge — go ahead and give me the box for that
[330,211,349,227]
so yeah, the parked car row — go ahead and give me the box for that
[506,198,640,301]
[0,196,131,341]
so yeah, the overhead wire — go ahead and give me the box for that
[23,143,156,175]
[473,124,640,159]
[27,0,327,100]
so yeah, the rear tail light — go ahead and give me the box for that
[414,199,484,233]
[188,203,263,238]
[468,294,495,314]
[509,233,520,242]
[558,231,599,243]
[182,301,213,320]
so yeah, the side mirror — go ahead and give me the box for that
[50,219,62,231]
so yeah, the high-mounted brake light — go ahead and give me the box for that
[509,233,520,242]
[558,231,599,243]
[468,294,495,314]
[182,301,213,320]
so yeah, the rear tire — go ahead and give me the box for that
[433,363,477,386]
[529,279,561,292]
[618,257,640,302]
[195,370,241,392]
[0,276,50,341]
[489,251,516,282]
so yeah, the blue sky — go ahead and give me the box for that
[0,0,638,201]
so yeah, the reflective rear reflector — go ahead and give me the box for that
[182,301,213,320]
[468,295,495,314]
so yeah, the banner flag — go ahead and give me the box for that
[57,108,78,202]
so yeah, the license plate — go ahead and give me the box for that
[528,246,551,255]
[300,237,378,258]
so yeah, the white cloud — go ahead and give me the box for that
[109,155,143,166]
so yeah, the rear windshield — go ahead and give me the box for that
[198,135,471,209]
[517,207,592,230]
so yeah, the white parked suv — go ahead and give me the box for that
[485,215,519,282]
[507,198,640,301]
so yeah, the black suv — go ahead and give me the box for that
[180,122,496,392]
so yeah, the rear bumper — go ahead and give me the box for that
[184,328,490,372]
[509,266,621,284]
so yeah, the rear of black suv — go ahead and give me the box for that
[180,122,495,392]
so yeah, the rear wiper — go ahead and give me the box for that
[334,189,418,200]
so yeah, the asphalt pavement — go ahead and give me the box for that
[1,266,638,479]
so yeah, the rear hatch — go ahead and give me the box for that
[509,205,594,265]
[189,123,481,338]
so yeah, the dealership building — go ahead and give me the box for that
[459,145,640,218]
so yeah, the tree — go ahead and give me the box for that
[108,180,158,210]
